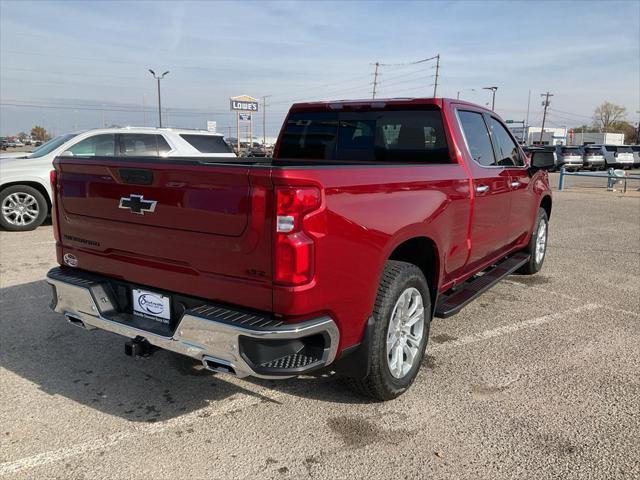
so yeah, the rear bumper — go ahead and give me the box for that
[46,267,339,379]
[559,159,583,168]
[583,159,605,167]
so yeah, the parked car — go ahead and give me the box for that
[0,138,7,150]
[0,127,235,231]
[594,144,635,169]
[630,145,640,168]
[550,145,583,171]
[46,98,553,400]
[582,145,606,170]
[613,146,635,169]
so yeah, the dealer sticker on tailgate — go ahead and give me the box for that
[133,289,171,323]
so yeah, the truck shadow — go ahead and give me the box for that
[0,280,368,423]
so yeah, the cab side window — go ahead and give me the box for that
[67,134,116,157]
[458,110,496,166]
[488,117,523,166]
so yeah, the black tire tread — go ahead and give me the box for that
[518,207,548,275]
[345,260,429,401]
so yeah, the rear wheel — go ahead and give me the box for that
[345,261,431,401]
[518,207,549,275]
[0,185,48,231]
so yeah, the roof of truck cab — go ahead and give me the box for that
[289,97,490,113]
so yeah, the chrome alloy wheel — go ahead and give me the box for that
[386,287,425,379]
[535,218,548,264]
[1,192,39,227]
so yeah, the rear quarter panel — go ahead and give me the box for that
[272,164,471,348]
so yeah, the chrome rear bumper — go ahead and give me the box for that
[46,267,339,379]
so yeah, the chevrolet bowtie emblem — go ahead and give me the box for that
[118,194,157,215]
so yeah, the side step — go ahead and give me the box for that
[434,252,530,318]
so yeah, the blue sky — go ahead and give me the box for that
[1,0,638,137]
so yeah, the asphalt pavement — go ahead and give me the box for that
[0,181,638,479]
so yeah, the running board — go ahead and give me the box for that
[434,253,530,318]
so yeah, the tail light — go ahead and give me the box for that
[274,186,321,285]
[50,169,60,242]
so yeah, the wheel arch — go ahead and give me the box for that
[387,236,440,308]
[540,194,552,220]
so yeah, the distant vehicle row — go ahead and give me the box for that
[524,145,639,171]
[0,127,235,231]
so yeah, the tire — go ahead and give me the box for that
[518,207,549,275]
[345,260,431,401]
[0,185,48,231]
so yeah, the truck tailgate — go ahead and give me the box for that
[54,158,274,311]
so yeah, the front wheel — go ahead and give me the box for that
[345,260,431,401]
[518,207,549,275]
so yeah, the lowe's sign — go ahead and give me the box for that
[230,95,259,112]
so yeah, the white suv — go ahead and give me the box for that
[0,127,235,231]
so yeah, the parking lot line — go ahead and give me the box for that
[503,279,639,317]
[0,389,286,476]
[0,302,604,477]
[430,303,601,353]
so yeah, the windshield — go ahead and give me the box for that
[28,133,78,158]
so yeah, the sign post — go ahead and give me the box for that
[230,95,259,154]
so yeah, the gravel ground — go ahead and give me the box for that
[0,183,638,479]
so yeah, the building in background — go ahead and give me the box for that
[567,131,625,145]
[509,126,567,145]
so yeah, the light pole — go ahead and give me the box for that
[148,69,169,127]
[483,86,498,111]
[456,88,475,99]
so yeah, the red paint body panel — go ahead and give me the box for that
[52,98,551,355]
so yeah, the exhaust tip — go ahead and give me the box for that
[65,315,86,329]
[202,356,236,376]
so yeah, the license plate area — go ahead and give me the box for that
[132,288,171,324]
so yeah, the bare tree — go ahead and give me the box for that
[593,102,627,132]
[30,125,50,142]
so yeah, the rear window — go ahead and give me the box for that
[616,146,632,153]
[584,147,601,154]
[561,147,582,154]
[605,146,617,152]
[278,110,450,163]
[180,134,233,154]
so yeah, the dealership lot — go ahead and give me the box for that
[0,181,638,479]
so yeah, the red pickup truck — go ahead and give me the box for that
[47,98,554,400]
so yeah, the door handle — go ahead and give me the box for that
[510,181,521,188]
[475,185,489,193]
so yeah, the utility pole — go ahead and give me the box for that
[539,91,554,144]
[525,90,531,145]
[148,69,169,127]
[371,62,380,99]
[432,54,440,97]
[262,95,271,147]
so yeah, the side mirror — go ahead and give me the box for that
[530,150,555,170]
[60,150,74,157]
